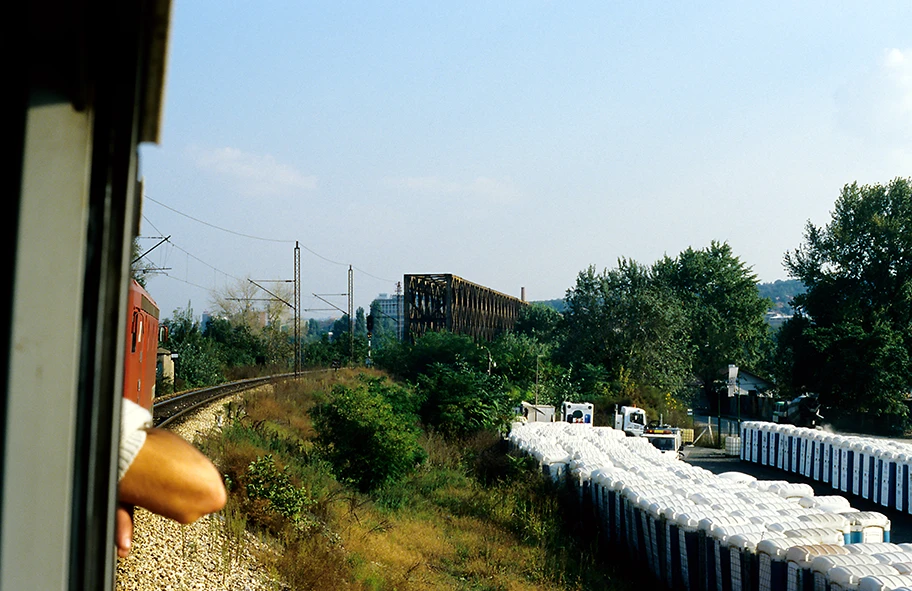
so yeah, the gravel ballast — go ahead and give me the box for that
[115,393,277,591]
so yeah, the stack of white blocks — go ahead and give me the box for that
[509,421,904,591]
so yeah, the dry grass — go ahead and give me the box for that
[204,369,645,591]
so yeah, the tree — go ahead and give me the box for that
[205,317,263,367]
[652,242,771,400]
[560,260,692,396]
[369,300,398,343]
[376,331,482,382]
[130,238,154,287]
[417,362,516,438]
[515,302,563,347]
[780,178,912,429]
[488,332,552,392]
[354,307,366,336]
[163,304,224,387]
[311,380,425,492]
[211,278,262,330]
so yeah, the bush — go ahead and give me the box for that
[310,382,425,492]
[417,362,518,438]
[376,331,482,382]
[245,454,313,523]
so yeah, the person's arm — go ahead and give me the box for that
[118,427,227,524]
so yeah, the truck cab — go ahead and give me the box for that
[644,426,683,457]
[614,405,647,436]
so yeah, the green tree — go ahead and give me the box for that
[780,178,912,429]
[205,317,263,367]
[560,260,691,396]
[130,237,154,287]
[488,332,552,392]
[515,302,563,347]
[653,242,772,403]
[368,300,399,344]
[417,362,516,438]
[354,307,366,336]
[376,331,482,382]
[310,381,425,492]
[162,304,225,387]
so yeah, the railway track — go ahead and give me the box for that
[152,373,295,427]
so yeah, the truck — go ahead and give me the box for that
[772,393,822,428]
[643,425,683,457]
[518,401,556,423]
[561,401,594,425]
[613,405,647,437]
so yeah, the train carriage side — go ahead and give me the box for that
[124,280,160,410]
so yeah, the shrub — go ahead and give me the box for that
[245,454,313,523]
[417,362,517,438]
[310,382,425,492]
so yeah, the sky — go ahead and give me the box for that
[138,1,912,321]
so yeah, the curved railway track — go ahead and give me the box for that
[152,373,296,427]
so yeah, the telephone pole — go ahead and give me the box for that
[294,242,301,376]
[348,265,354,360]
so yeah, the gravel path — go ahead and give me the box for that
[115,393,278,591]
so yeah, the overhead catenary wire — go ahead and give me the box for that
[145,195,293,244]
[144,195,398,283]
[141,216,244,283]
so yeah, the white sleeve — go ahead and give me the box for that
[119,398,153,482]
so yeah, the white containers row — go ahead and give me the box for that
[742,421,912,519]
[510,422,894,591]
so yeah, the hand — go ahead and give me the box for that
[115,503,135,557]
[119,428,226,524]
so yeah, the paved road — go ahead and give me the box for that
[682,445,912,543]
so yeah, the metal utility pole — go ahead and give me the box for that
[348,265,354,361]
[294,242,301,376]
[395,280,403,341]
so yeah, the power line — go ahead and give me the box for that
[158,273,218,293]
[352,265,396,283]
[145,195,294,244]
[140,220,244,284]
[144,196,400,289]
[166,239,245,283]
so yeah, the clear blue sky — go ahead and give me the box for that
[139,1,912,320]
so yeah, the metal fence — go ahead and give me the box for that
[692,413,743,445]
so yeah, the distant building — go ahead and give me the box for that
[765,312,792,330]
[371,293,404,340]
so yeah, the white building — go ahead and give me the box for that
[371,293,404,340]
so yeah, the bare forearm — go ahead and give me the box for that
[119,428,226,523]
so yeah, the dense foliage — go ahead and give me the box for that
[310,376,425,492]
[653,241,773,401]
[778,178,912,431]
[560,260,691,397]
[160,177,912,433]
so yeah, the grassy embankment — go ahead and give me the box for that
[200,368,648,591]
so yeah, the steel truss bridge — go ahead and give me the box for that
[404,274,527,342]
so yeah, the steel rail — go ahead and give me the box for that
[152,373,294,428]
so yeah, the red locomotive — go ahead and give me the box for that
[123,279,161,410]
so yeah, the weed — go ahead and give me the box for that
[202,370,647,591]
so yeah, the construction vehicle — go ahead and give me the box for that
[518,401,556,423]
[772,393,823,428]
[644,425,683,457]
[561,401,594,425]
[613,405,647,437]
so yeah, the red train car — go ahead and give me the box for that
[123,280,160,410]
